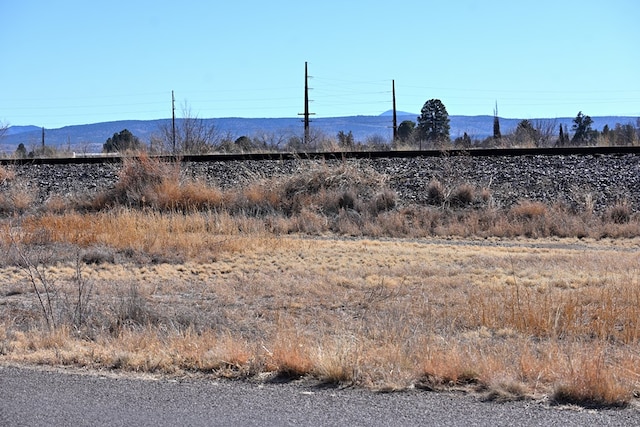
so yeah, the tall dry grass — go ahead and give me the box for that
[2,231,640,407]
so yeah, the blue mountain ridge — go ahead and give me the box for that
[2,115,637,154]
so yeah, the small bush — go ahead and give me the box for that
[43,195,69,214]
[105,155,176,208]
[81,246,116,265]
[509,201,547,220]
[450,184,475,207]
[426,180,445,205]
[111,283,158,332]
[0,165,15,183]
[552,381,629,409]
[605,202,631,224]
[479,187,492,204]
[370,189,397,214]
[338,190,356,210]
[0,187,34,215]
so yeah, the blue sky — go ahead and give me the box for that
[1,0,639,128]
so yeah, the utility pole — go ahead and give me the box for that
[171,90,176,154]
[298,61,315,146]
[41,127,45,149]
[392,80,398,142]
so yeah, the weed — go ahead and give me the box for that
[605,201,631,224]
[0,165,15,183]
[370,189,397,214]
[510,201,547,220]
[551,349,631,408]
[426,179,445,205]
[450,183,475,207]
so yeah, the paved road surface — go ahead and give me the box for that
[1,365,638,426]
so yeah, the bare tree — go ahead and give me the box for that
[534,119,558,147]
[252,130,291,151]
[0,121,9,141]
[159,103,219,154]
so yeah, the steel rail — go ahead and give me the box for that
[2,146,640,166]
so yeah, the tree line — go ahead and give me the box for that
[394,99,640,149]
[98,99,639,155]
[99,104,639,155]
[5,100,639,158]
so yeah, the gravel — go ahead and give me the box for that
[11,154,640,213]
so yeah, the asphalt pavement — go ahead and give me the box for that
[1,365,638,426]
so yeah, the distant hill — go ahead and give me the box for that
[379,110,416,117]
[5,125,41,136]
[2,115,637,154]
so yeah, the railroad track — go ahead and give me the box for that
[2,145,640,166]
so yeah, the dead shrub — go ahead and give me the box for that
[605,201,631,224]
[479,187,492,204]
[509,201,547,220]
[332,209,364,235]
[0,165,15,183]
[100,155,177,208]
[0,184,34,215]
[372,211,411,237]
[110,282,159,333]
[12,191,34,214]
[279,162,388,215]
[156,180,224,211]
[338,190,357,210]
[81,246,116,265]
[92,156,230,213]
[551,350,631,409]
[290,208,327,234]
[426,179,445,205]
[229,177,281,213]
[43,195,69,214]
[312,336,359,385]
[450,183,475,207]
[268,334,314,379]
[369,189,397,214]
[0,193,12,214]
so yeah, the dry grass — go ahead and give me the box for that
[1,157,640,407]
[0,165,15,183]
[2,224,640,407]
[2,156,640,239]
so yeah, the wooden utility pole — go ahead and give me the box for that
[392,80,398,141]
[298,62,314,145]
[171,90,176,153]
[41,127,45,148]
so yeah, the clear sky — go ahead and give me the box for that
[1,0,639,129]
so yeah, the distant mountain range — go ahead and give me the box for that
[2,113,637,154]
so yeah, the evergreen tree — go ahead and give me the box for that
[416,99,450,144]
[493,102,501,139]
[103,129,143,153]
[337,130,355,148]
[397,120,415,142]
[515,119,539,144]
[454,132,472,148]
[234,136,254,151]
[571,111,595,145]
[15,143,27,158]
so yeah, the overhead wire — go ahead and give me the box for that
[2,75,638,127]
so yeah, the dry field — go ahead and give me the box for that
[1,157,640,409]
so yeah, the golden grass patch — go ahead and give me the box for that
[1,213,640,406]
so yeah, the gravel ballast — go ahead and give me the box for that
[11,154,640,213]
